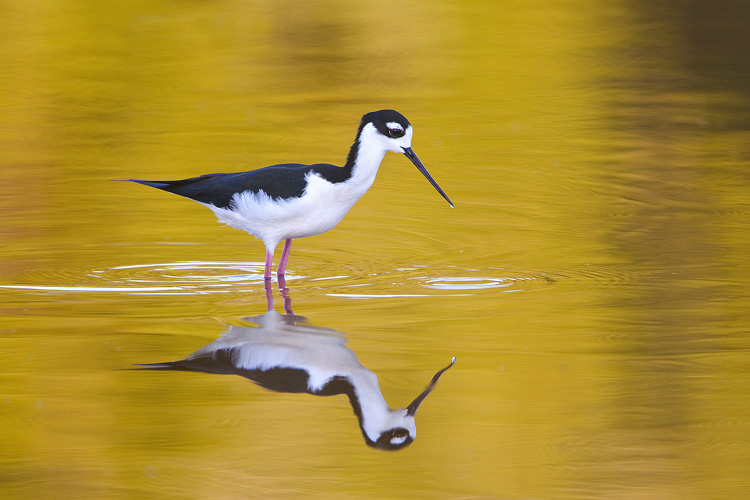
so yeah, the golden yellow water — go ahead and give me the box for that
[2,1,750,499]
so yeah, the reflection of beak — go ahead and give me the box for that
[406,357,456,416]
[402,147,454,208]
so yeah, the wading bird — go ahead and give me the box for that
[130,110,453,280]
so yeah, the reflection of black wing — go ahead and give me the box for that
[130,162,351,208]
[137,349,353,395]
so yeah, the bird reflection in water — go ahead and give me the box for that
[137,278,455,450]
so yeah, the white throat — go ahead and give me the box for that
[350,123,413,187]
[350,124,388,184]
[349,370,416,443]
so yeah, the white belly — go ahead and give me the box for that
[204,171,373,250]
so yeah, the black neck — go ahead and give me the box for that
[344,119,368,170]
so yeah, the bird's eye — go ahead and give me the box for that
[388,128,404,138]
[389,428,409,445]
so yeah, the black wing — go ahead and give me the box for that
[131,163,352,209]
[135,350,312,394]
[135,349,357,397]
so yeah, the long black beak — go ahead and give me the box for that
[402,147,454,208]
[406,357,456,416]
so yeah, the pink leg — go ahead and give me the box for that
[264,248,274,281]
[264,277,274,312]
[277,238,293,276]
[277,275,293,315]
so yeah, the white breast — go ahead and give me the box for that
[204,169,376,250]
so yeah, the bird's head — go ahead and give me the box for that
[354,110,454,208]
[363,357,456,451]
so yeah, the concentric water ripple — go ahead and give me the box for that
[319,267,553,298]
[104,261,268,285]
[0,261,557,297]
[421,276,531,291]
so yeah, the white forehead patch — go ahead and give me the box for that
[386,122,404,132]
[391,434,408,445]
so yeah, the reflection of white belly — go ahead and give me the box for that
[204,171,374,248]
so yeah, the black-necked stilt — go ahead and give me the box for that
[136,284,455,450]
[130,110,453,280]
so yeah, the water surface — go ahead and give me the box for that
[2,1,749,499]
